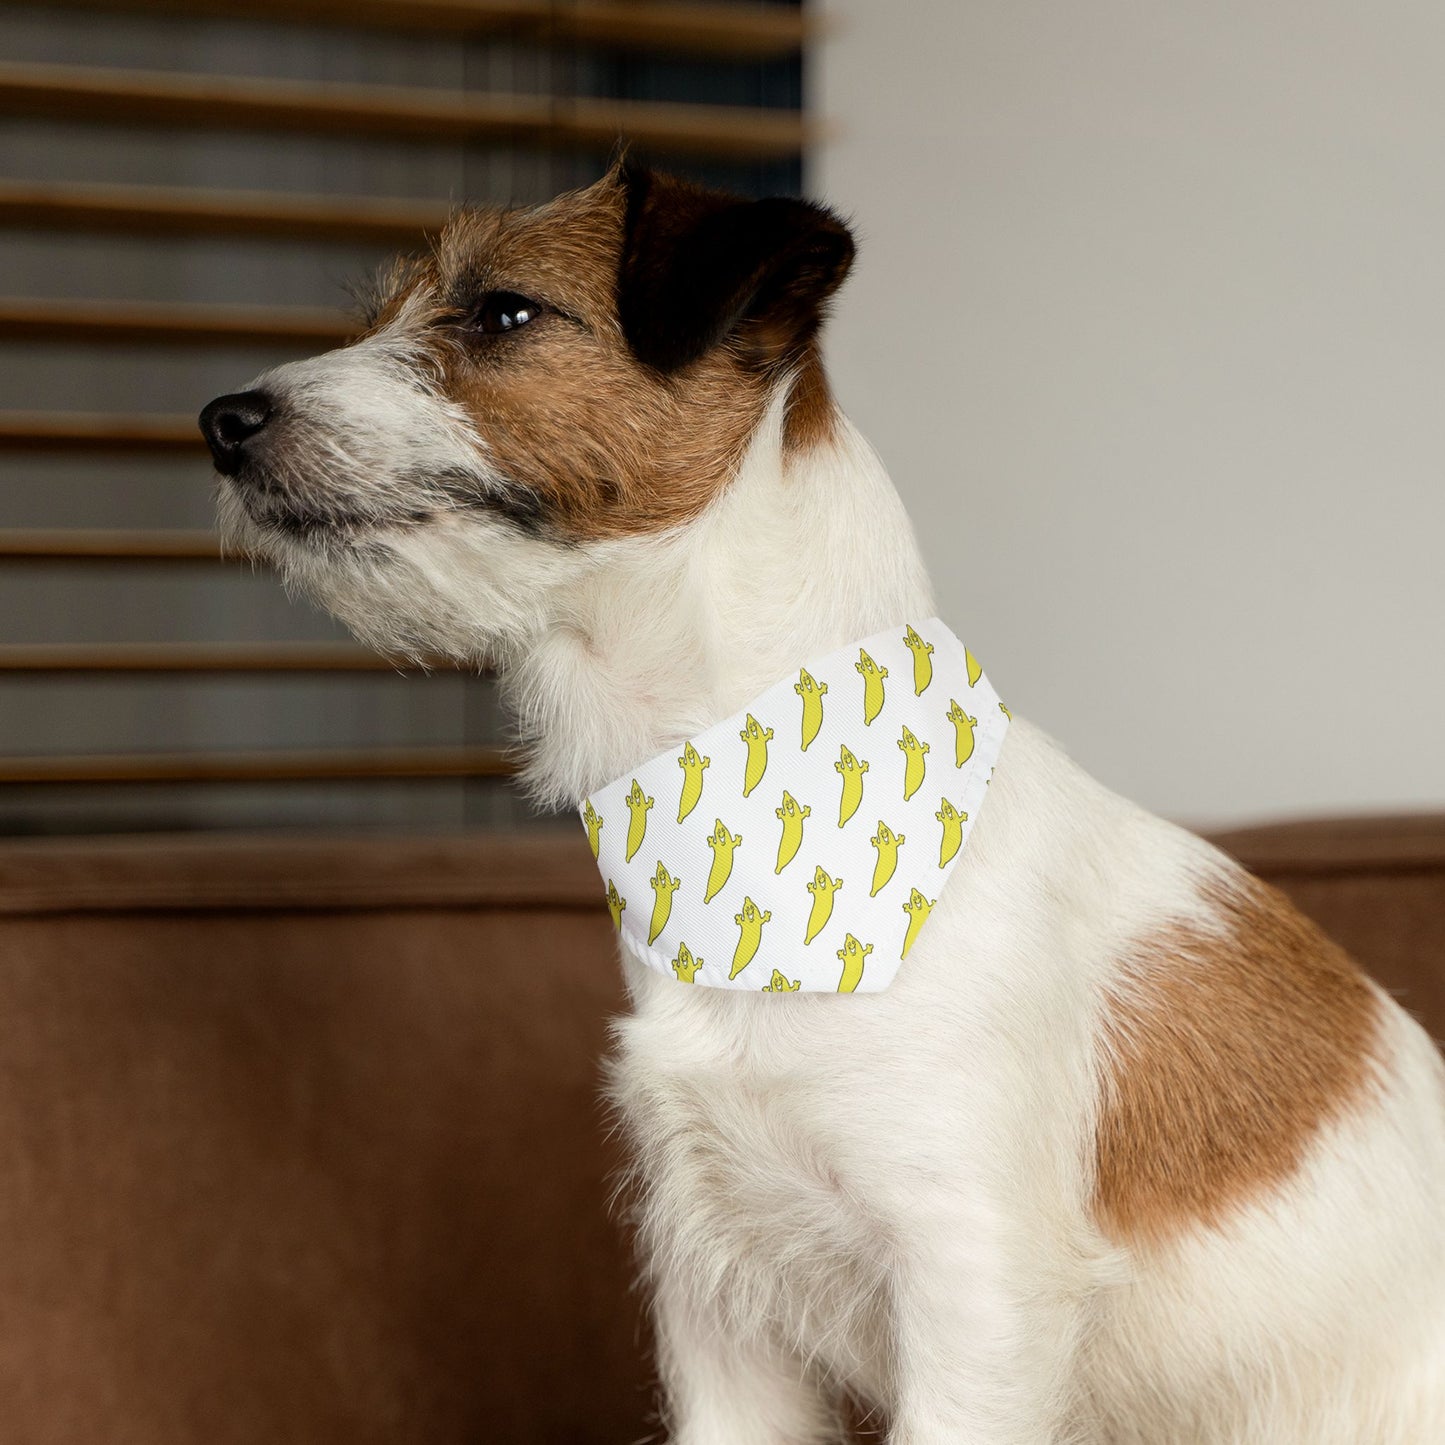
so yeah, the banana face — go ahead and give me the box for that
[671,942,703,983]
[774,790,812,874]
[704,819,743,902]
[835,933,873,993]
[834,744,870,827]
[582,800,604,860]
[624,779,654,861]
[855,649,889,726]
[900,887,936,959]
[739,713,774,797]
[763,969,801,993]
[869,820,906,897]
[730,897,772,979]
[946,700,978,768]
[903,624,935,696]
[676,741,710,823]
[648,861,682,945]
[804,866,843,944]
[897,724,930,801]
[936,796,969,866]
[794,668,828,750]
[605,880,626,931]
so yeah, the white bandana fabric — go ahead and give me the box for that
[581,619,1009,994]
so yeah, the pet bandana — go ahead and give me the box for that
[581,619,1008,994]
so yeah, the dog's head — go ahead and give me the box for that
[200,163,854,662]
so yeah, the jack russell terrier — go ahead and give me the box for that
[200,162,1445,1444]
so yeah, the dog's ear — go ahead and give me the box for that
[617,162,855,374]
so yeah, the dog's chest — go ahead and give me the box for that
[612,996,895,1386]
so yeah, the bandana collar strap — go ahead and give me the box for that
[581,618,1008,994]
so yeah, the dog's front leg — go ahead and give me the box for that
[885,1208,1091,1445]
[653,1276,841,1445]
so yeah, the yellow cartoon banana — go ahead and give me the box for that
[999,701,1011,720]
[904,624,934,696]
[763,969,801,993]
[676,741,710,823]
[648,861,682,945]
[671,942,703,983]
[946,700,978,768]
[624,779,653,861]
[870,820,906,897]
[900,888,936,959]
[804,866,842,944]
[730,897,772,979]
[897,725,930,801]
[795,668,828,750]
[582,800,604,860]
[740,713,774,797]
[774,791,811,874]
[936,797,969,866]
[836,934,873,994]
[835,744,869,827]
[966,648,983,688]
[605,880,626,931]
[856,649,889,725]
[704,819,743,902]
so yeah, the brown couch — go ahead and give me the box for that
[0,817,1440,1443]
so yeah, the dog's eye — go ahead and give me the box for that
[471,291,543,335]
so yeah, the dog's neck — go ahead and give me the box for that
[505,388,936,809]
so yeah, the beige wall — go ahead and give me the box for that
[812,0,1445,826]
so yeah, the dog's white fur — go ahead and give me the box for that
[216,216,1445,1444]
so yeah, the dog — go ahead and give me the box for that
[200,162,1445,1443]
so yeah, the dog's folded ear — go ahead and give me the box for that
[617,162,855,374]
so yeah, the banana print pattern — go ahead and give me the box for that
[740,714,773,797]
[836,934,873,994]
[583,800,604,860]
[856,649,889,725]
[671,943,703,983]
[731,898,772,980]
[947,701,978,769]
[835,744,869,827]
[900,888,936,959]
[704,819,743,903]
[804,866,843,944]
[898,725,930,801]
[936,797,969,867]
[606,880,626,932]
[677,742,710,823]
[582,619,1007,992]
[624,780,653,862]
[795,668,828,750]
[774,791,811,874]
[904,624,934,696]
[649,862,682,945]
[869,821,906,897]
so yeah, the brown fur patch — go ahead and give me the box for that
[1094,872,1382,1246]
[782,344,840,457]
[368,176,791,541]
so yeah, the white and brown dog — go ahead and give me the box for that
[201,164,1445,1444]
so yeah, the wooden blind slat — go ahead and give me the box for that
[0,180,448,245]
[0,745,513,784]
[0,529,221,561]
[0,297,353,349]
[0,413,204,452]
[0,643,420,673]
[0,62,813,161]
[29,0,811,59]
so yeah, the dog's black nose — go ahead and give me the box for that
[199,390,273,475]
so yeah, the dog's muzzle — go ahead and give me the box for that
[199,390,274,477]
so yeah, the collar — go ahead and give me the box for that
[580,619,1008,994]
